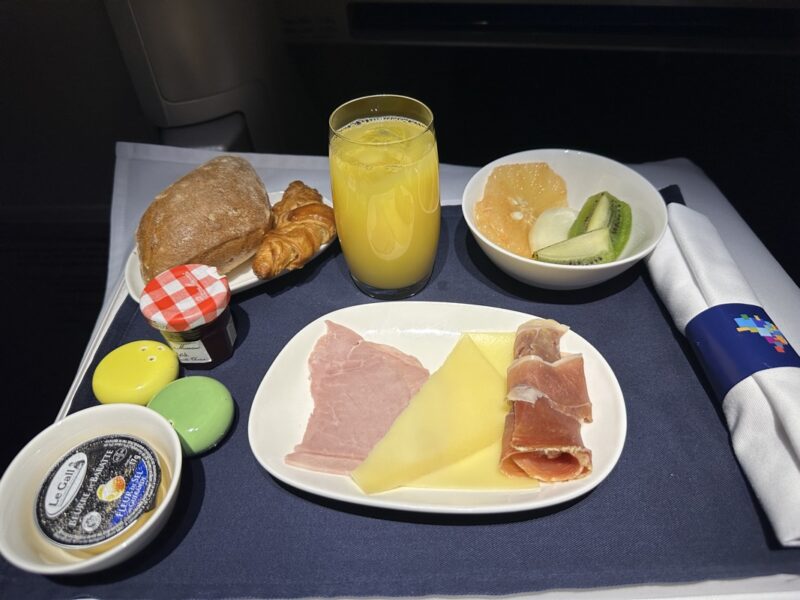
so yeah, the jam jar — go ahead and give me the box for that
[139,264,237,367]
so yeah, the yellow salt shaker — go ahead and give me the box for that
[92,340,179,405]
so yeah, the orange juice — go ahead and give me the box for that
[329,116,440,292]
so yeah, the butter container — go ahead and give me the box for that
[35,435,161,549]
[0,404,182,575]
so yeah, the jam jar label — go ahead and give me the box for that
[167,338,213,363]
[160,310,237,365]
[36,435,161,548]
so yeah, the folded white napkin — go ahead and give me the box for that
[648,203,800,547]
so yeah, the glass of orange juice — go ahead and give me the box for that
[329,94,440,299]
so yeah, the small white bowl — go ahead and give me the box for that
[0,404,182,575]
[462,149,668,290]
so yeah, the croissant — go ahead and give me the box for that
[272,180,324,226]
[252,181,337,279]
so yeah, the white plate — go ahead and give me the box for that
[248,302,626,514]
[125,191,335,301]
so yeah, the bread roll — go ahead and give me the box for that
[136,155,272,283]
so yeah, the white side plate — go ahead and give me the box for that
[248,302,626,514]
[125,191,334,301]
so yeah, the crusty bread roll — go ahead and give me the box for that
[136,155,273,283]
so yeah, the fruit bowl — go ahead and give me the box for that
[462,149,668,290]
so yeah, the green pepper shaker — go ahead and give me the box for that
[148,376,234,457]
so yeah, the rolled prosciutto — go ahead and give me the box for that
[500,319,593,482]
[513,318,569,362]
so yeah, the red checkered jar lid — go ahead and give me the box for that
[140,264,231,333]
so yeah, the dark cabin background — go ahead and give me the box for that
[1,0,798,471]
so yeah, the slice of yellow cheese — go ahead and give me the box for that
[409,439,537,489]
[466,331,515,378]
[351,332,537,494]
[409,332,538,490]
[351,335,505,494]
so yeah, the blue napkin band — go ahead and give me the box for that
[685,303,800,399]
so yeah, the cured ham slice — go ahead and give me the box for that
[507,354,592,423]
[500,401,592,481]
[501,319,593,482]
[513,318,568,362]
[285,321,429,475]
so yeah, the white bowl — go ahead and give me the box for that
[0,404,182,575]
[462,149,668,290]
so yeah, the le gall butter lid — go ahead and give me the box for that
[35,434,161,548]
[140,264,231,333]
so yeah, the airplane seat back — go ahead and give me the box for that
[105,0,291,151]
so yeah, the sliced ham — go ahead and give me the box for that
[500,319,593,482]
[285,321,429,475]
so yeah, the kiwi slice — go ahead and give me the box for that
[532,227,616,265]
[568,192,632,258]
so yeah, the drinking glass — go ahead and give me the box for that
[329,94,440,299]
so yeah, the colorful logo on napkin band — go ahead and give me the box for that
[685,303,800,400]
[734,314,790,353]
